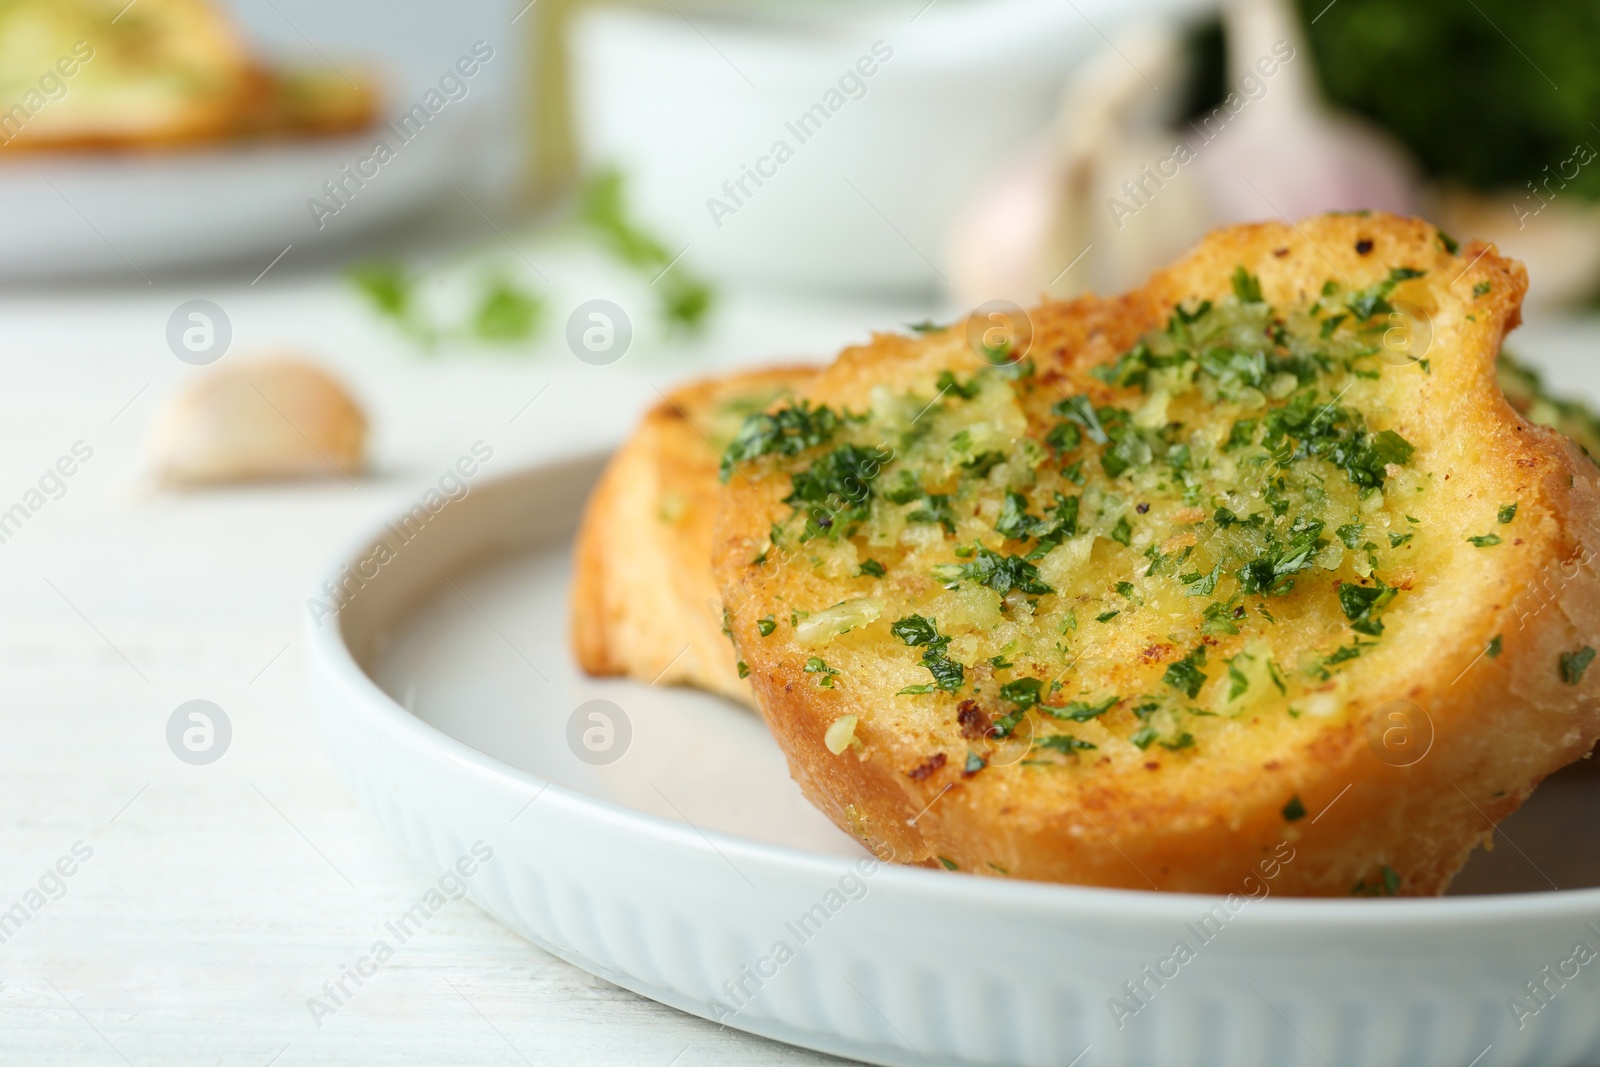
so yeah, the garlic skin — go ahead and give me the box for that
[949,0,1423,308]
[149,356,367,486]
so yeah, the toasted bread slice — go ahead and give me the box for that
[713,213,1600,895]
[0,0,377,153]
[572,367,815,706]
[0,0,265,152]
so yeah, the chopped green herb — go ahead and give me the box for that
[999,677,1044,711]
[1163,645,1209,699]
[1267,659,1287,694]
[1472,281,1491,297]
[1497,502,1518,524]
[857,559,886,578]
[1282,795,1307,821]
[1467,533,1502,547]
[1042,694,1119,722]
[962,451,1008,477]
[932,546,1053,596]
[785,444,892,538]
[757,616,776,637]
[935,369,981,400]
[722,402,841,481]
[1046,421,1082,452]
[1224,419,1258,451]
[1232,265,1264,303]
[471,276,544,343]
[578,167,714,330]
[1096,610,1120,623]
[1353,865,1401,897]
[1560,646,1595,685]
[1181,565,1221,597]
[891,614,965,693]
[1486,635,1503,659]
[1227,657,1250,700]
[905,492,956,534]
[1034,734,1098,754]
[1110,516,1133,546]
[937,856,958,871]
[1202,601,1242,636]
[804,657,839,687]
[1338,578,1396,637]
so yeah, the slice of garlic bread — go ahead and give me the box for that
[0,0,265,152]
[572,367,815,706]
[713,213,1600,895]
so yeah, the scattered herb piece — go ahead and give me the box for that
[1034,734,1098,754]
[1163,645,1209,699]
[1561,646,1596,685]
[804,657,839,688]
[1338,578,1397,637]
[721,402,840,481]
[1042,694,1119,722]
[892,615,965,693]
[932,546,1053,596]
[1232,265,1264,303]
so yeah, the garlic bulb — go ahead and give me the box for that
[149,356,367,486]
[949,0,1422,308]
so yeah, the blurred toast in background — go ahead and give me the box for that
[0,0,376,153]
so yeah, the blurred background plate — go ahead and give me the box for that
[0,111,480,281]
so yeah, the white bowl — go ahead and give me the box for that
[569,0,1211,296]
[304,450,1600,1067]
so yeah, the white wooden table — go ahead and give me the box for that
[0,242,936,1066]
[0,242,1595,1066]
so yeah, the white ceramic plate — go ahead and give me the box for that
[304,449,1600,1067]
[0,110,477,280]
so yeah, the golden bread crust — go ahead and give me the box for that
[571,367,815,706]
[713,214,1600,895]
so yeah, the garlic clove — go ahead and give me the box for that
[149,356,367,487]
